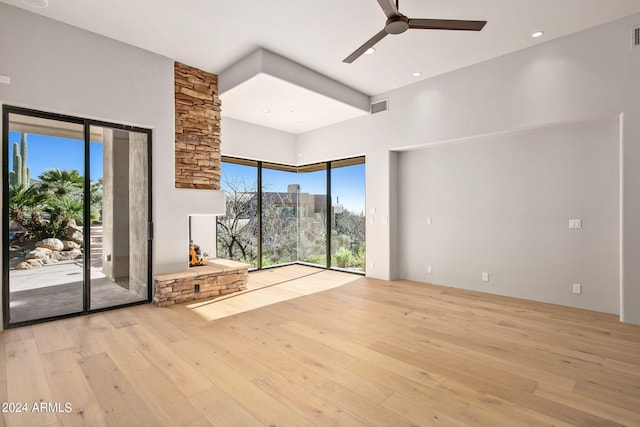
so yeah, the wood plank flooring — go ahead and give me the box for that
[0,270,639,426]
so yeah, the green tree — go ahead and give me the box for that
[8,184,49,231]
[39,168,83,196]
[8,168,97,241]
[334,209,365,252]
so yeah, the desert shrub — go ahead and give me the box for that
[334,247,353,268]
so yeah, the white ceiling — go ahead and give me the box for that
[5,0,640,133]
[221,73,369,134]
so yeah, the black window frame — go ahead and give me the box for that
[219,155,365,273]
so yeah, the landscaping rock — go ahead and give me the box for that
[64,220,84,245]
[62,240,80,250]
[56,249,82,261]
[26,259,44,268]
[66,230,84,245]
[36,238,64,251]
[43,258,59,264]
[26,247,52,260]
[16,261,32,270]
[68,249,82,259]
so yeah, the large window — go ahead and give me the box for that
[261,164,300,267]
[217,156,364,273]
[216,160,258,268]
[295,164,327,267]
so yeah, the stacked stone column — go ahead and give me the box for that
[174,62,221,190]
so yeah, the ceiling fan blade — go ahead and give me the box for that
[343,29,388,63]
[377,0,400,19]
[408,18,487,31]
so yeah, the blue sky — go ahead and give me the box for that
[221,161,365,214]
[8,131,104,181]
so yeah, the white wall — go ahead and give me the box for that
[221,116,296,164]
[398,118,620,314]
[0,3,225,289]
[189,215,217,261]
[297,13,640,324]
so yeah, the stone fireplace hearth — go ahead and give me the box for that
[153,258,250,307]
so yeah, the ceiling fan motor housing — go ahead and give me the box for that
[386,15,409,34]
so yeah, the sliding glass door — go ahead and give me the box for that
[88,125,150,310]
[331,160,366,272]
[2,106,151,327]
[5,113,86,323]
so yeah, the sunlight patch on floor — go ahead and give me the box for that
[186,267,361,321]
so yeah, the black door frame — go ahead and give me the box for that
[2,105,153,328]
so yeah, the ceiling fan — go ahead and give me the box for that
[343,0,487,63]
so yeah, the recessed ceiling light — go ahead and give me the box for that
[413,72,422,77]
[262,108,270,113]
[20,0,48,7]
[297,120,305,124]
[531,31,544,38]
[364,47,376,55]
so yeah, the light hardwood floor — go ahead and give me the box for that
[1,269,639,426]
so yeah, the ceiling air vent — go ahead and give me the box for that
[370,99,388,114]
[633,26,640,48]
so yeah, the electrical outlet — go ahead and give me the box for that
[482,272,489,282]
[569,219,582,229]
[573,283,582,294]
[427,265,432,274]
[0,75,10,85]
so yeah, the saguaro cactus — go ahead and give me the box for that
[21,133,29,185]
[9,133,29,187]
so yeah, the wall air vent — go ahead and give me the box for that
[633,26,640,48]
[370,98,388,114]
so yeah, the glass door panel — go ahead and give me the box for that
[261,166,299,267]
[6,113,85,323]
[89,126,148,310]
[331,162,366,272]
[296,165,327,267]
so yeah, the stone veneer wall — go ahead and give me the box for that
[174,61,221,189]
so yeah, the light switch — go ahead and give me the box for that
[569,219,582,229]
[0,75,10,85]
[427,265,432,274]
[427,217,432,225]
[482,272,489,282]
